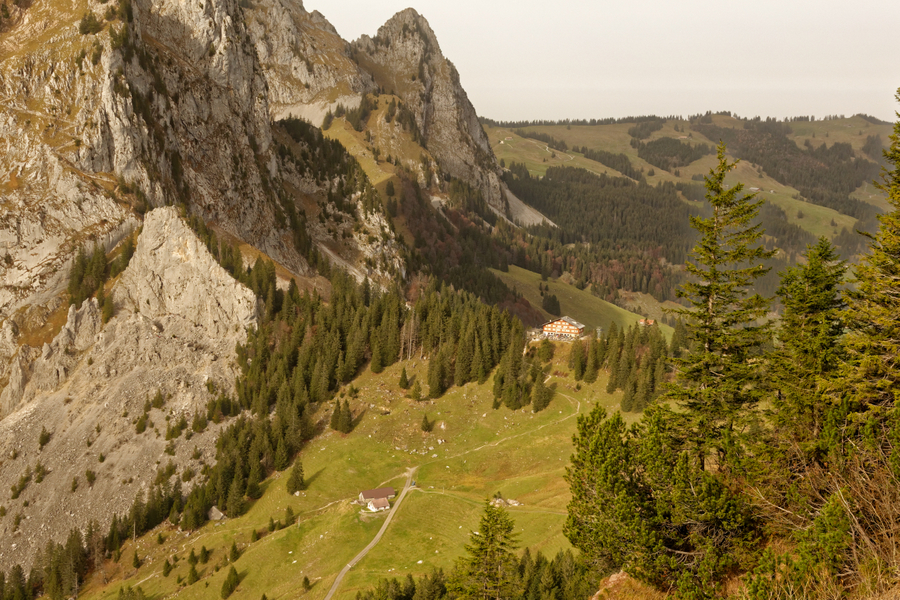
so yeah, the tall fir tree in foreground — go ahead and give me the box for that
[450,502,521,600]
[770,237,846,439]
[841,89,900,411]
[665,142,775,467]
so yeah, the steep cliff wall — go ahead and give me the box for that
[351,9,507,215]
[0,207,256,571]
[244,0,375,125]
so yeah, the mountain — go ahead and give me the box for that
[0,207,255,570]
[0,0,537,570]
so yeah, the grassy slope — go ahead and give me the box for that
[486,114,892,241]
[78,351,634,600]
[490,265,673,339]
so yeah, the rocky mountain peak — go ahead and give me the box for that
[369,7,441,55]
[352,10,506,214]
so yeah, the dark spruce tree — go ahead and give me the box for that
[664,142,775,468]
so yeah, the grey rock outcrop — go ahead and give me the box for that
[0,207,256,571]
[351,9,507,214]
[244,0,375,125]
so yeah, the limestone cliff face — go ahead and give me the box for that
[243,4,508,215]
[76,0,309,275]
[0,0,404,381]
[351,9,507,214]
[244,0,375,125]
[0,207,256,571]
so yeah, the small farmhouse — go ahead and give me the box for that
[359,487,396,503]
[542,316,585,339]
[367,497,390,512]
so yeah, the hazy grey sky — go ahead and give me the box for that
[303,0,899,122]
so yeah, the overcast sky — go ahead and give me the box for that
[303,0,899,123]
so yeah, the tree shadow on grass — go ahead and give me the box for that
[351,408,367,431]
[304,467,325,489]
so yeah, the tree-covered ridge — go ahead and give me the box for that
[692,118,881,222]
[565,98,900,599]
[503,163,695,264]
[630,136,712,172]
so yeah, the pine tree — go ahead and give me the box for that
[532,376,552,412]
[187,564,199,585]
[410,379,423,402]
[221,566,239,599]
[665,142,775,468]
[841,96,900,411]
[245,461,262,499]
[273,438,289,471]
[771,237,846,438]
[370,336,384,374]
[287,459,305,494]
[339,400,352,433]
[583,336,598,383]
[229,542,239,562]
[669,319,688,356]
[226,474,244,518]
[398,367,409,390]
[428,351,445,398]
[449,501,521,600]
[162,559,172,577]
[329,400,341,431]
[569,341,585,380]
[455,336,473,387]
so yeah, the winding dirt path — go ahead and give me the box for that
[316,380,584,600]
[322,467,417,600]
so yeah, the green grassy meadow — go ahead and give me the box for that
[485,114,891,243]
[490,265,673,339]
[79,349,631,600]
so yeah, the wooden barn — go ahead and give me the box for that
[542,317,585,339]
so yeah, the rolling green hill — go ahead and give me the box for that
[77,353,633,600]
[485,114,892,245]
[490,265,673,339]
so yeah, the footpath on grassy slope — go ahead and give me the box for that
[323,385,585,600]
[323,467,418,600]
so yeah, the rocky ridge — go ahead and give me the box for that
[0,0,405,386]
[0,207,256,571]
[244,0,375,125]
[351,9,507,215]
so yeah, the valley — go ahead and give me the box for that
[1,0,899,596]
[71,352,627,600]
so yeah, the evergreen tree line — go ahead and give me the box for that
[479,114,671,128]
[590,322,674,413]
[503,163,696,264]
[565,121,900,598]
[692,119,881,222]
[630,136,713,172]
[489,323,542,411]
[413,282,521,399]
[574,146,642,180]
[499,220,683,303]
